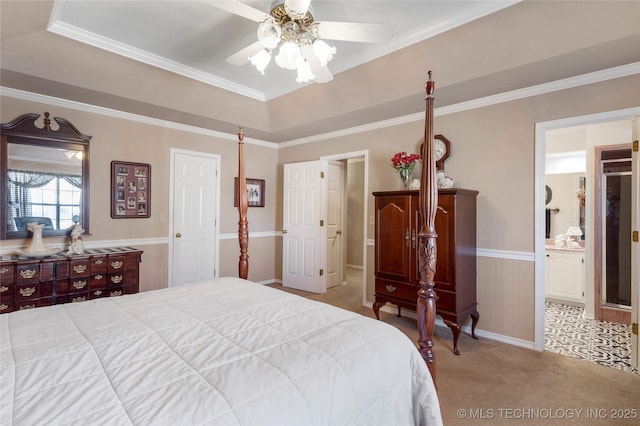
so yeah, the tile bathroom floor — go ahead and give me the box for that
[545,301,638,373]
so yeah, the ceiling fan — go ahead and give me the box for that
[208,0,392,83]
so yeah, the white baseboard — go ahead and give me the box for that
[363,302,536,351]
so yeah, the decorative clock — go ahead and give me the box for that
[434,134,451,171]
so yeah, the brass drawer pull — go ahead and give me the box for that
[72,280,87,290]
[71,296,86,303]
[0,267,8,274]
[110,290,122,297]
[386,285,396,293]
[111,275,123,284]
[0,303,8,311]
[19,287,36,297]
[94,259,104,265]
[110,260,124,269]
[95,274,103,280]
[19,269,37,279]
[19,304,36,310]
[0,285,8,293]
[73,265,87,274]
[94,290,103,296]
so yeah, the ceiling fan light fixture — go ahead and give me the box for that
[275,41,302,70]
[250,49,272,74]
[257,20,282,49]
[296,60,315,83]
[312,39,336,66]
[283,0,311,20]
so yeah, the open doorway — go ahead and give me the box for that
[321,151,368,309]
[536,111,639,373]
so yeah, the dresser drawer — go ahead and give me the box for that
[108,287,124,297]
[16,265,41,284]
[0,264,15,284]
[89,288,108,299]
[0,301,14,314]
[69,259,91,277]
[56,261,69,279]
[15,282,53,301]
[107,256,129,272]
[58,292,89,304]
[435,288,456,312]
[16,297,53,311]
[375,278,420,301]
[90,256,108,274]
[90,274,107,290]
[69,277,89,292]
[0,283,13,301]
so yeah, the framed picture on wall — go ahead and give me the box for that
[234,177,265,207]
[111,161,151,218]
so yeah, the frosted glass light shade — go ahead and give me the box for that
[250,49,272,74]
[312,39,336,66]
[257,21,281,49]
[275,41,302,70]
[296,60,315,83]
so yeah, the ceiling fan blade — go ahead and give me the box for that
[301,45,333,83]
[226,41,264,66]
[316,21,392,43]
[203,0,269,23]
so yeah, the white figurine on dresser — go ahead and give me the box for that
[67,223,85,255]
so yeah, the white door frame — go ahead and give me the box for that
[321,150,369,306]
[168,148,221,287]
[534,107,640,352]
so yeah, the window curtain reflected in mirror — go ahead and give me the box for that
[7,170,81,231]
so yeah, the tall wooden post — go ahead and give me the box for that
[417,71,438,384]
[237,127,249,279]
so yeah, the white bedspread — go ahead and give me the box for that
[1,277,441,425]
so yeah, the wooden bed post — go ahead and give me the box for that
[417,71,438,384]
[237,127,249,279]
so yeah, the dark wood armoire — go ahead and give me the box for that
[372,188,479,355]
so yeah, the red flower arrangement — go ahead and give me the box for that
[390,151,421,172]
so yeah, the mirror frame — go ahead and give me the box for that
[1,112,91,239]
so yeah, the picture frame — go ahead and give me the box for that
[111,161,151,218]
[234,177,265,207]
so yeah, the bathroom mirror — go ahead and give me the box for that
[1,112,91,239]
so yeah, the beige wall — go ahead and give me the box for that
[2,73,638,344]
[278,74,640,343]
[346,159,365,267]
[1,96,279,288]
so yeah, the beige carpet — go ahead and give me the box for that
[269,273,640,425]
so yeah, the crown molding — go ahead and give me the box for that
[279,62,640,147]
[2,62,637,150]
[0,86,277,149]
[47,20,267,102]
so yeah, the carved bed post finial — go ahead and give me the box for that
[417,71,438,385]
[237,126,249,279]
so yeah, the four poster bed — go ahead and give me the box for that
[0,75,442,425]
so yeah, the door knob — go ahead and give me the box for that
[175,232,182,238]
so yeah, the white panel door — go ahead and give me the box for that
[283,161,325,293]
[170,150,219,287]
[632,118,639,369]
[326,161,344,288]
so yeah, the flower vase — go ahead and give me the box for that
[399,168,413,189]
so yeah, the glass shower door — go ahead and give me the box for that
[602,161,632,308]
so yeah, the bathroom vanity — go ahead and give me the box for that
[545,243,585,304]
